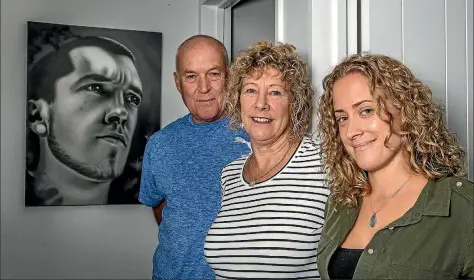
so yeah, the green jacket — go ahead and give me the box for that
[317,176,473,279]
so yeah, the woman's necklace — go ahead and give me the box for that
[247,143,293,187]
[368,174,414,228]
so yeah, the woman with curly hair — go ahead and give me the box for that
[204,41,329,279]
[315,53,473,279]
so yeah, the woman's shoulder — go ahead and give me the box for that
[434,175,473,204]
[323,194,358,219]
[301,135,321,147]
[222,154,249,172]
[296,135,322,155]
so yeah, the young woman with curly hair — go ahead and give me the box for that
[204,41,329,279]
[315,53,473,279]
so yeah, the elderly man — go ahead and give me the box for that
[26,27,143,206]
[139,35,251,280]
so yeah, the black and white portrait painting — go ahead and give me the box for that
[25,21,162,206]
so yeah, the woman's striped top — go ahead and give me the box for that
[205,136,329,279]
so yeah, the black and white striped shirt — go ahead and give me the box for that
[205,136,329,279]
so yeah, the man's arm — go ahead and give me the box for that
[139,134,167,220]
[153,200,167,225]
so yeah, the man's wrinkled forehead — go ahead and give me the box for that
[67,45,142,89]
[177,39,227,72]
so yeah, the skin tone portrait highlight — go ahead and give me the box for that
[315,53,473,279]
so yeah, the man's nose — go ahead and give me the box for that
[197,75,211,93]
[105,93,128,126]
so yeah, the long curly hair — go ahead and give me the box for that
[317,53,466,208]
[226,40,314,142]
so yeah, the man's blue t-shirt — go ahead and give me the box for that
[139,114,251,280]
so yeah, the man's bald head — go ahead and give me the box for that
[175,35,229,73]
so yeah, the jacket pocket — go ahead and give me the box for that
[388,261,456,280]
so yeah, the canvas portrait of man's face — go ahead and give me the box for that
[25,21,163,207]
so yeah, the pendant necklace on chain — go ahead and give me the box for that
[247,143,293,187]
[368,174,414,227]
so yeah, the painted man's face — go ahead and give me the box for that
[48,45,143,181]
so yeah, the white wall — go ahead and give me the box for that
[277,0,349,132]
[277,0,310,62]
[0,0,200,278]
[362,0,474,180]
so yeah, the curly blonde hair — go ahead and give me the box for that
[317,53,466,208]
[226,41,314,142]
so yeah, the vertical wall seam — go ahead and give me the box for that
[332,0,339,64]
[401,0,405,62]
[276,0,284,42]
[465,0,471,178]
[349,0,351,54]
[357,0,361,53]
[445,0,449,127]
[198,3,202,34]
[359,0,369,52]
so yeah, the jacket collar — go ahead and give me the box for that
[381,178,451,228]
[343,178,451,230]
[421,178,452,217]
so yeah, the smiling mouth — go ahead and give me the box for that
[197,99,215,103]
[97,133,127,147]
[252,117,272,123]
[353,139,375,150]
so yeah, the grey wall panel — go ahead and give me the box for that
[367,0,472,179]
[403,0,446,106]
[468,0,473,181]
[446,0,468,156]
[369,0,403,60]
[231,0,275,61]
[282,0,310,62]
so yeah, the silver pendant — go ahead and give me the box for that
[369,213,377,227]
[249,181,255,187]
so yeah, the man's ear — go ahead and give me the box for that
[173,72,182,94]
[28,99,51,137]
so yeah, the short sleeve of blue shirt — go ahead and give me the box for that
[138,133,165,207]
